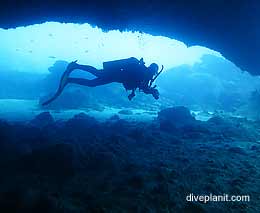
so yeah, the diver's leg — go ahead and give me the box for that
[41,78,68,106]
[56,62,101,98]
[58,60,78,94]
[60,61,102,91]
[67,77,113,87]
[41,88,64,106]
[41,61,77,106]
[65,61,103,77]
[75,65,103,77]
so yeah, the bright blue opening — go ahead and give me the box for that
[0,22,221,74]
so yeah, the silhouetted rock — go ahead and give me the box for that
[109,114,120,121]
[64,113,99,137]
[30,112,54,128]
[158,106,196,130]
[0,109,258,212]
[67,113,98,128]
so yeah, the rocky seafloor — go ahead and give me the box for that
[0,106,259,212]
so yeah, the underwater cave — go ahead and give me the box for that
[0,0,259,212]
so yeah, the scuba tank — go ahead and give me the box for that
[103,57,140,71]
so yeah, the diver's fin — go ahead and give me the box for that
[41,92,60,106]
[41,80,68,106]
[41,79,67,106]
[59,60,78,91]
[42,61,78,106]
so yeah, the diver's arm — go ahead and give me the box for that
[128,89,136,100]
[141,86,159,99]
[139,79,152,94]
[142,87,153,94]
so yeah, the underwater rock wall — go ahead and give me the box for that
[0,107,259,212]
[0,1,259,75]
[158,55,260,114]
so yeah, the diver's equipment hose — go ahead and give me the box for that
[149,65,164,87]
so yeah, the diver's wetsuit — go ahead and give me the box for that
[66,64,157,102]
[67,65,119,87]
[42,57,158,106]
[67,59,149,89]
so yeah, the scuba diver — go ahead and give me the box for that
[42,57,163,106]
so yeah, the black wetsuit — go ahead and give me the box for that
[42,57,156,106]
[67,57,152,91]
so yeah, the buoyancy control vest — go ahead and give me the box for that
[103,57,147,90]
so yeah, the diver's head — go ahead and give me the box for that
[148,63,159,75]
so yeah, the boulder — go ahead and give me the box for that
[30,112,54,128]
[65,113,99,136]
[158,106,196,130]
[108,114,120,121]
